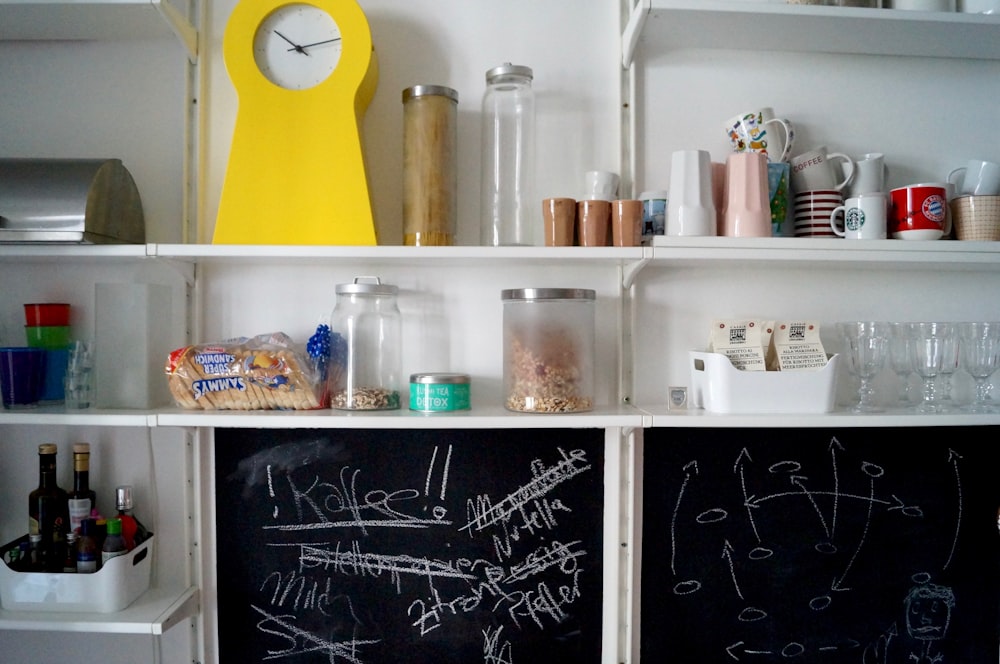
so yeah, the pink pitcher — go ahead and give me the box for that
[723,152,772,237]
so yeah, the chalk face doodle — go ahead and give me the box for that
[640,427,1000,664]
[215,428,605,663]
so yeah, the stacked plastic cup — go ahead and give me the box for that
[23,303,71,402]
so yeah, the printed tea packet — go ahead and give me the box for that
[767,321,828,371]
[709,319,767,371]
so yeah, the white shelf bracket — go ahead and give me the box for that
[621,0,650,69]
[154,0,199,63]
[622,256,650,291]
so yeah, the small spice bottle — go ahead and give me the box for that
[501,288,596,413]
[330,277,402,410]
[402,85,459,246]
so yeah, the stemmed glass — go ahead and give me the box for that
[958,321,1000,414]
[837,321,889,413]
[907,322,957,414]
[887,322,913,408]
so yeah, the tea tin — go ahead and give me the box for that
[409,373,471,412]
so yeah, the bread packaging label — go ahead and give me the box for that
[709,319,767,371]
[767,321,828,371]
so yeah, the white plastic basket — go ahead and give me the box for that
[0,536,153,613]
[689,351,839,414]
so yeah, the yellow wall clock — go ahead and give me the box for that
[213,0,379,245]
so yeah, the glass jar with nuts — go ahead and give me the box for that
[330,276,402,410]
[501,288,596,413]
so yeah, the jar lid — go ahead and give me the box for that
[410,372,470,385]
[486,63,533,83]
[336,276,398,296]
[501,288,596,301]
[402,85,459,104]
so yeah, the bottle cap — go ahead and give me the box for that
[116,485,135,511]
[38,443,57,455]
[29,533,42,543]
[106,518,123,535]
[72,442,90,454]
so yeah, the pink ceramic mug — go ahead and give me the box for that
[889,185,950,240]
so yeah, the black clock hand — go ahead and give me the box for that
[288,37,342,51]
[274,30,308,55]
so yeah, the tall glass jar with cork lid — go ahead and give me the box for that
[330,277,401,410]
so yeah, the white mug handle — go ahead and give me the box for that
[764,117,795,163]
[828,153,856,191]
[830,205,847,237]
[948,166,966,189]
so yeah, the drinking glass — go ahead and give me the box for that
[837,321,889,413]
[907,322,957,414]
[887,322,913,408]
[958,321,1000,414]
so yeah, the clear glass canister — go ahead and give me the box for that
[501,288,595,413]
[402,85,458,246]
[330,276,401,410]
[481,63,536,247]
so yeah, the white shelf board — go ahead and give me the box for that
[0,0,198,59]
[152,243,647,267]
[636,1,1000,61]
[156,403,645,430]
[0,406,156,427]
[649,236,1000,268]
[0,585,198,634]
[641,405,1000,427]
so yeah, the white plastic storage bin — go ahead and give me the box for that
[689,351,839,414]
[0,536,153,613]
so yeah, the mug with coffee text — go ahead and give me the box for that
[889,184,950,240]
[790,146,855,194]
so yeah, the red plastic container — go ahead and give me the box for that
[23,303,70,327]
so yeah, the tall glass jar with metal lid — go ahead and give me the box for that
[330,276,401,410]
[501,288,595,413]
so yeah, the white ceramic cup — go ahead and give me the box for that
[667,149,717,236]
[848,152,889,197]
[724,107,796,164]
[789,146,856,194]
[890,0,955,8]
[583,170,620,200]
[959,0,1000,12]
[830,193,888,239]
[948,159,1000,196]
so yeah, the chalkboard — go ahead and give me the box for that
[640,427,1000,663]
[215,428,606,664]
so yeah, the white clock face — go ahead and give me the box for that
[253,4,342,90]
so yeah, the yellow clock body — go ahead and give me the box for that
[213,0,379,245]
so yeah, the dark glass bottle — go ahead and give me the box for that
[62,531,78,573]
[28,443,69,572]
[115,485,151,550]
[67,442,97,534]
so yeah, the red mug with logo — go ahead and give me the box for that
[889,185,950,240]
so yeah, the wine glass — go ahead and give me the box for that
[907,322,957,414]
[837,321,889,413]
[887,322,913,408]
[936,324,962,413]
[958,321,1000,414]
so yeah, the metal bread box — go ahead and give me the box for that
[0,158,145,243]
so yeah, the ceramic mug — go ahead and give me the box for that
[847,152,889,197]
[583,170,619,201]
[724,107,796,164]
[830,193,888,239]
[667,149,717,236]
[948,159,1000,196]
[889,184,951,239]
[722,152,772,237]
[793,189,843,237]
[790,146,855,194]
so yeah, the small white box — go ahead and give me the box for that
[0,536,153,613]
[689,351,839,414]
[95,282,173,408]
